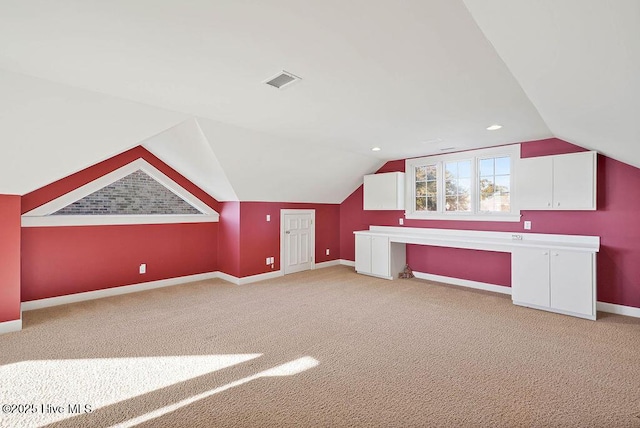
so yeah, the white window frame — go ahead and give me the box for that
[22,158,219,227]
[405,144,521,222]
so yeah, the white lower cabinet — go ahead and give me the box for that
[355,235,372,274]
[512,248,595,319]
[355,234,406,279]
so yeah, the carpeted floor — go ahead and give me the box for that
[1,265,640,427]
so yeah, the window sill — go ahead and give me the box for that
[21,214,219,227]
[404,212,521,222]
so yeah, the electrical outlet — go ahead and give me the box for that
[269,257,274,264]
[266,257,270,265]
[266,214,270,222]
[524,221,532,230]
[399,218,404,225]
[511,234,523,240]
[326,249,330,255]
[139,263,146,274]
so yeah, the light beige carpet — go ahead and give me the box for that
[1,266,640,427]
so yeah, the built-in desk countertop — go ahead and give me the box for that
[353,226,600,320]
[354,226,600,254]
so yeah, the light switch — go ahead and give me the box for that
[524,221,532,230]
[266,214,271,222]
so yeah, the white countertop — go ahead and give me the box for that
[354,226,600,253]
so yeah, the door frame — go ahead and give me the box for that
[280,209,316,275]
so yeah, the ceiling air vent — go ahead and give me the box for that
[264,70,301,89]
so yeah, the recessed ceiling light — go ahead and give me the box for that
[486,124,502,131]
[371,147,381,152]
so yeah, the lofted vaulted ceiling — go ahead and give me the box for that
[0,1,636,202]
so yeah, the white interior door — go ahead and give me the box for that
[282,211,314,275]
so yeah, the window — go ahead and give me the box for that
[444,160,471,212]
[406,145,520,221]
[479,156,511,212]
[21,159,219,227]
[415,164,437,212]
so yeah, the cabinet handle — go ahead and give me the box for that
[556,202,560,207]
[553,253,559,256]
[543,252,548,255]
[547,202,551,207]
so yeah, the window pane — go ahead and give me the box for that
[426,181,437,195]
[445,162,457,177]
[495,175,510,194]
[480,158,494,177]
[457,178,470,195]
[445,180,456,195]
[445,196,458,211]
[415,166,426,181]
[416,197,427,211]
[426,165,437,180]
[416,182,426,196]
[499,194,511,212]
[427,196,437,211]
[480,177,494,194]
[457,161,471,178]
[495,157,510,175]
[458,195,471,211]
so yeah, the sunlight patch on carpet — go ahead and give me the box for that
[0,354,261,427]
[110,356,320,427]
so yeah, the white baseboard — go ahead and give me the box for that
[216,270,284,285]
[413,271,512,295]
[339,259,355,267]
[215,271,240,285]
[239,270,283,285]
[22,272,219,311]
[21,263,343,313]
[597,301,640,319]
[0,318,22,335]
[315,260,341,269]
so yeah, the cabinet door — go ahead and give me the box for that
[553,152,596,210]
[363,173,404,210]
[512,248,550,307]
[550,251,594,316]
[371,236,390,277]
[355,235,372,273]
[517,157,553,210]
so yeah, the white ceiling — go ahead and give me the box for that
[0,69,187,195]
[464,0,640,169]
[0,1,636,201]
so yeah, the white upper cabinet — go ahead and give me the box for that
[363,172,405,210]
[518,151,596,210]
[518,156,553,209]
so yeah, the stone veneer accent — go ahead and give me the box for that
[53,170,201,215]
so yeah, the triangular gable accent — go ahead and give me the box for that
[22,158,219,227]
[52,170,202,216]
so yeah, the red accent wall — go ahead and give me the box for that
[21,146,220,301]
[218,202,241,278]
[0,195,21,323]
[339,138,640,309]
[239,202,340,277]
[22,223,217,301]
